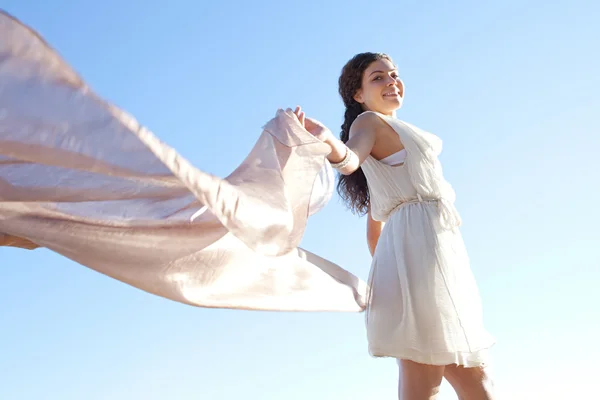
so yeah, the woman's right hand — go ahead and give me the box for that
[287,106,362,175]
[289,106,334,143]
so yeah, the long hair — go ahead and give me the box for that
[337,52,394,215]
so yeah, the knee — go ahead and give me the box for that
[479,368,496,399]
[475,366,496,397]
[445,365,496,400]
[398,360,445,399]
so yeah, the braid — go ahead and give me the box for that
[340,101,363,143]
[337,101,369,215]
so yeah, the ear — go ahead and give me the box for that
[353,89,364,104]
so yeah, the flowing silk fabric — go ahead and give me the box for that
[0,11,366,312]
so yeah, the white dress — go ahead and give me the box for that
[361,112,495,367]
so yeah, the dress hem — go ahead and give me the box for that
[369,341,495,368]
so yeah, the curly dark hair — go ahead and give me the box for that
[337,52,394,215]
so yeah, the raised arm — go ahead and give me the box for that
[324,112,383,175]
[291,107,383,175]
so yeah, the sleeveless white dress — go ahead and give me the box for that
[361,112,495,367]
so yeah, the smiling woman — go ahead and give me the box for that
[290,52,497,399]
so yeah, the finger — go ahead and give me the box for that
[286,107,299,120]
[299,111,305,126]
[287,108,301,123]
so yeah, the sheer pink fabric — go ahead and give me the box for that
[0,11,366,312]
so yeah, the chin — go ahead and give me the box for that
[378,101,403,114]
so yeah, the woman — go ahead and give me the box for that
[291,52,496,399]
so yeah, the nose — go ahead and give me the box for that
[385,75,396,85]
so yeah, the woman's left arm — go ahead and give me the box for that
[366,205,384,257]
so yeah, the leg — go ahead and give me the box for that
[443,364,496,400]
[397,359,445,400]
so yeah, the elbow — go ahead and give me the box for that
[337,161,361,176]
[332,152,360,175]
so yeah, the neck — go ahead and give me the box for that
[363,105,396,118]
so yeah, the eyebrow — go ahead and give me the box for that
[369,69,397,76]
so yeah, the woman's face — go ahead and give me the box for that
[353,58,404,116]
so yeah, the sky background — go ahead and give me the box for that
[1,1,598,399]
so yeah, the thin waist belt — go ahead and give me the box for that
[391,194,438,213]
[388,193,462,230]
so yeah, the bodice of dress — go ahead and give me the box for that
[378,149,406,166]
[361,156,419,222]
[358,112,461,228]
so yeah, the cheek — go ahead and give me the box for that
[364,82,382,101]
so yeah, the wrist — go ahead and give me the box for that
[326,139,347,164]
[320,130,335,145]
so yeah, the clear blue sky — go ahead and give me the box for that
[1,1,598,399]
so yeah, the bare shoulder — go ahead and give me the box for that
[349,111,387,138]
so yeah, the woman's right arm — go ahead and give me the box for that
[324,112,382,175]
[293,107,382,176]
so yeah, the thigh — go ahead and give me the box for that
[443,364,496,400]
[398,359,445,400]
